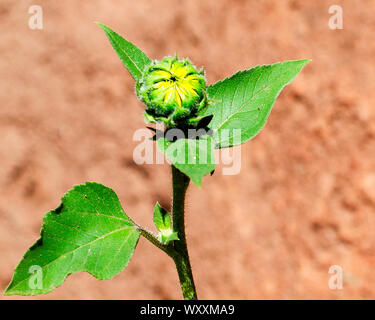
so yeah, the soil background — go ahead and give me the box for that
[1,0,375,299]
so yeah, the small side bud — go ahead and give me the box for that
[153,202,179,245]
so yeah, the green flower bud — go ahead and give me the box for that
[137,56,207,127]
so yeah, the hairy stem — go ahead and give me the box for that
[171,165,197,300]
[138,165,197,299]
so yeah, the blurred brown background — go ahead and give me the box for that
[1,0,375,299]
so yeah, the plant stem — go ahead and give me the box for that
[171,165,197,300]
[138,227,175,258]
[138,165,197,299]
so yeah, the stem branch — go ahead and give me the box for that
[138,227,175,258]
[138,165,197,300]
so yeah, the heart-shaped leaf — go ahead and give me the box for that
[5,182,140,296]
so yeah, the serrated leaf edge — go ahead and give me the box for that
[4,182,139,296]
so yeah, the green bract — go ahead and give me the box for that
[136,56,207,127]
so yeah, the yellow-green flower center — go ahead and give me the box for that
[137,57,207,126]
[150,64,200,107]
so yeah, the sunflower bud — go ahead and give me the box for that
[136,56,208,128]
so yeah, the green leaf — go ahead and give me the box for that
[157,135,216,187]
[153,203,179,245]
[97,23,151,82]
[153,202,171,231]
[203,59,310,148]
[5,182,140,296]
